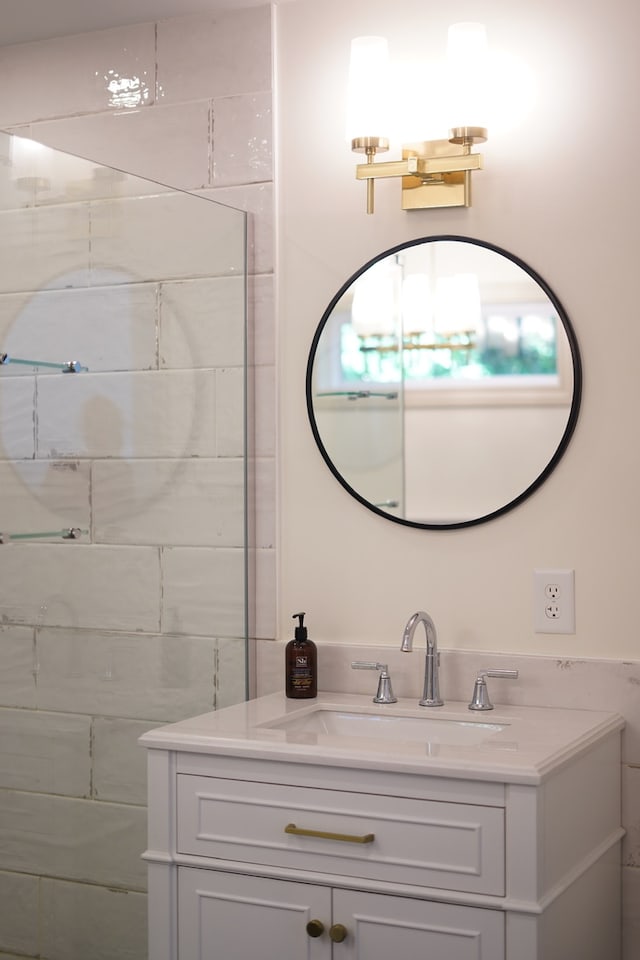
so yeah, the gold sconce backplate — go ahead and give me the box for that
[401,139,483,210]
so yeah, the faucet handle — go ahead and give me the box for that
[351,661,398,704]
[468,669,519,711]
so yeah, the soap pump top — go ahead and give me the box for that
[285,611,317,699]
[293,611,307,641]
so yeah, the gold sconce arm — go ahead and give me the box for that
[355,152,483,182]
[354,132,486,213]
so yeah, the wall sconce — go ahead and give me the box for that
[347,24,488,214]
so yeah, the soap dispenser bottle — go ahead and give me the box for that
[285,612,317,699]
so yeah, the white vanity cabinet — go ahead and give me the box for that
[141,693,624,960]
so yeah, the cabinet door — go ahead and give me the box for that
[178,868,331,960]
[334,889,504,960]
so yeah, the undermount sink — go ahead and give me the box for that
[141,690,625,783]
[262,708,508,746]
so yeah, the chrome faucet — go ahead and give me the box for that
[400,610,444,707]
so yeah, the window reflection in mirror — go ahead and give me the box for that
[316,239,572,406]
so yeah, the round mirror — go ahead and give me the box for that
[306,236,582,529]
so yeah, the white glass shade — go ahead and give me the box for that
[401,274,434,337]
[351,260,398,337]
[434,273,481,336]
[446,22,488,129]
[346,36,390,142]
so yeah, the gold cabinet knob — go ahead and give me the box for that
[329,923,348,943]
[306,919,325,938]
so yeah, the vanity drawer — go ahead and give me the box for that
[176,774,505,895]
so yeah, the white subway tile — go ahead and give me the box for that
[254,363,275,457]
[0,708,91,796]
[93,458,244,546]
[0,870,39,956]
[623,866,640,960]
[254,547,276,641]
[0,378,36,459]
[216,636,248,709]
[0,205,90,295]
[216,367,244,457]
[0,24,156,128]
[157,7,271,104]
[204,182,273,275]
[0,627,36,708]
[623,764,640,867]
[41,879,147,960]
[251,457,275,549]
[37,370,216,459]
[93,717,158,804]
[28,100,212,192]
[36,629,217,722]
[0,285,158,374]
[0,460,90,535]
[249,274,275,367]
[213,92,273,187]
[0,791,146,888]
[255,637,282,697]
[90,191,245,284]
[160,276,244,370]
[161,547,245,637]
[0,545,160,632]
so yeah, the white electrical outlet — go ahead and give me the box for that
[533,569,575,634]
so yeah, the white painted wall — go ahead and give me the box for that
[276,0,640,660]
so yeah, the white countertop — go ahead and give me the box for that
[139,691,624,784]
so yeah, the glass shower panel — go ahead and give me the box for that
[0,132,247,959]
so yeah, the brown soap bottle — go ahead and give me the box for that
[285,611,317,699]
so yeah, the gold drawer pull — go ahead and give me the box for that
[284,822,375,844]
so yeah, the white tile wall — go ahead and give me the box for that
[0,205,91,295]
[0,6,275,959]
[213,92,273,186]
[92,717,160,805]
[250,274,275,366]
[40,879,148,960]
[35,630,217,721]
[0,378,36,459]
[0,627,37,708]
[206,181,274,275]
[31,101,213,191]
[0,791,146,888]
[0,285,159,373]
[90,192,245,281]
[0,708,91,796]
[161,547,245,637]
[159,276,245,369]
[37,370,217,459]
[93,458,244,546]
[156,8,271,103]
[0,24,157,127]
[0,460,90,534]
[0,545,161,631]
[215,366,245,456]
[0,870,39,956]
[623,865,640,958]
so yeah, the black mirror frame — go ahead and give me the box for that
[305,235,583,530]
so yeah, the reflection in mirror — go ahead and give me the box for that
[306,236,581,529]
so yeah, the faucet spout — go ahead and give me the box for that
[401,610,444,707]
